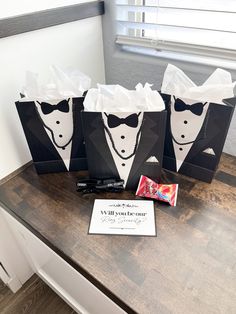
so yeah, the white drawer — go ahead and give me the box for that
[3,211,126,314]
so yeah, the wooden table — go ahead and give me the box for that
[0,153,236,314]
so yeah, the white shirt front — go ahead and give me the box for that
[170,97,209,171]
[102,112,144,187]
[35,99,73,171]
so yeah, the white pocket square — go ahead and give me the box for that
[146,156,160,164]
[203,148,216,156]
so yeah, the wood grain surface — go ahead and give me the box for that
[0,153,236,314]
[0,275,75,314]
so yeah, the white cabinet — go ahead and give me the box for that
[0,208,33,292]
[2,210,126,314]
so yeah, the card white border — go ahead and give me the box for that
[88,199,157,237]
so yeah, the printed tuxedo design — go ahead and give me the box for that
[102,112,144,186]
[162,93,235,181]
[16,98,87,174]
[82,111,166,190]
[170,96,210,171]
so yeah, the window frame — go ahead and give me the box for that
[115,0,236,67]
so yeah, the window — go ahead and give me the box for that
[116,0,236,60]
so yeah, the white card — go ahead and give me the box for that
[89,199,156,236]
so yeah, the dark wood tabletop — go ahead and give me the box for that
[0,153,236,314]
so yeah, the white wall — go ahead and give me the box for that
[0,13,105,180]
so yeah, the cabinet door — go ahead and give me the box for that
[3,211,125,314]
[0,208,33,292]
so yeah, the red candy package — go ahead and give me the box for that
[136,175,178,206]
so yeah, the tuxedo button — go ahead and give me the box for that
[184,120,188,124]
[62,147,65,150]
[121,135,125,139]
[121,149,125,153]
[59,134,63,138]
[179,147,183,151]
[56,121,60,124]
[181,135,185,138]
[122,163,125,166]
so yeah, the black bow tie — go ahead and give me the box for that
[174,98,205,116]
[107,113,139,128]
[39,99,70,115]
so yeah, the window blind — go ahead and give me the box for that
[116,0,236,60]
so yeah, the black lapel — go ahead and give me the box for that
[69,98,86,169]
[185,104,220,162]
[88,114,120,177]
[16,101,67,171]
[164,100,176,159]
[126,113,160,186]
[160,94,177,172]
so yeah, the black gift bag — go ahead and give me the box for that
[16,97,87,174]
[161,93,236,182]
[81,111,167,190]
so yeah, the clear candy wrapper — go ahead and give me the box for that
[136,175,178,206]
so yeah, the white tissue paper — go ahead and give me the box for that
[161,64,235,104]
[21,65,91,101]
[83,83,165,112]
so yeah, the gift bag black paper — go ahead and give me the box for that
[81,111,167,190]
[161,93,236,182]
[16,97,87,174]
